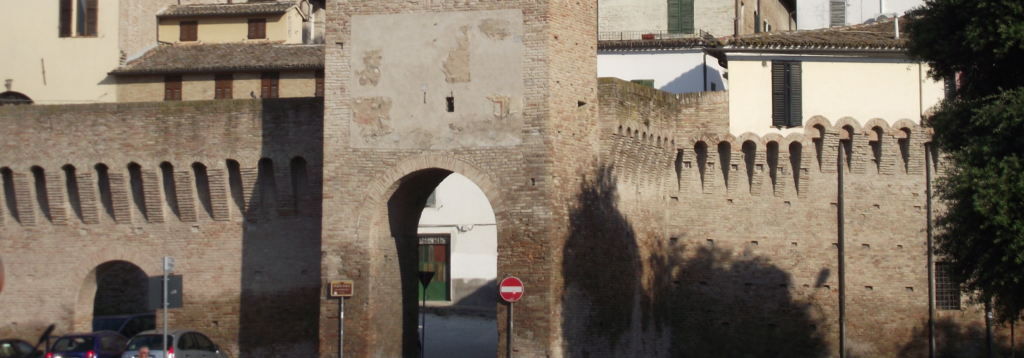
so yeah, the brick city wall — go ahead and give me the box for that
[557,79,1015,357]
[0,98,324,358]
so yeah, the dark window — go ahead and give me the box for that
[193,334,215,352]
[772,61,802,128]
[315,70,325,97]
[165,76,182,101]
[248,19,266,39]
[76,0,97,36]
[180,21,198,41]
[59,0,72,37]
[935,262,962,310]
[177,333,195,350]
[261,72,279,98]
[84,0,97,36]
[830,0,846,27]
[630,79,654,88]
[667,0,695,34]
[215,74,233,99]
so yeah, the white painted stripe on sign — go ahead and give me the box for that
[500,286,523,293]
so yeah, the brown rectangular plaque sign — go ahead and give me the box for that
[330,280,354,298]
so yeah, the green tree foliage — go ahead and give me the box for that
[906,0,1024,322]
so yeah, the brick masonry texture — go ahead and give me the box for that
[1,8,1018,358]
[0,98,324,358]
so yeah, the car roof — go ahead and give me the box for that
[133,329,193,336]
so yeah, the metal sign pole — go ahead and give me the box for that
[339,298,344,358]
[508,302,513,358]
[162,257,170,358]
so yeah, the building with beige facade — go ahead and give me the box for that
[0,0,324,105]
[714,17,945,137]
[599,0,796,40]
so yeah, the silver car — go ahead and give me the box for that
[121,330,227,358]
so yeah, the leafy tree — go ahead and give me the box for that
[906,0,1024,322]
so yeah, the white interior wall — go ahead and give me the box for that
[418,173,498,284]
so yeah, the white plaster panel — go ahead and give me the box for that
[597,50,728,94]
[349,10,525,149]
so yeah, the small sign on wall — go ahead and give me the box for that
[418,236,448,245]
[330,280,354,298]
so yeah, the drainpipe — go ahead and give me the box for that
[927,142,935,358]
[735,0,741,38]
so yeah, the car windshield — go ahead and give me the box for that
[52,337,94,352]
[126,335,171,351]
[93,317,127,332]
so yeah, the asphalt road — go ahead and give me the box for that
[420,311,498,358]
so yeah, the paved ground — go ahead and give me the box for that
[419,309,498,358]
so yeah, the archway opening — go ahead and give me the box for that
[78,261,152,337]
[370,168,499,357]
[0,91,32,106]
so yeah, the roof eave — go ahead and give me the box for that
[109,64,324,76]
[156,10,290,19]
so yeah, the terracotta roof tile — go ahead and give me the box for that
[110,43,323,75]
[158,2,294,18]
[598,36,721,51]
[726,16,908,50]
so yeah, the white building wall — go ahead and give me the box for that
[727,56,944,137]
[597,50,728,94]
[418,173,498,307]
[0,0,121,104]
[798,0,923,29]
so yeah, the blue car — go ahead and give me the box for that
[48,331,127,358]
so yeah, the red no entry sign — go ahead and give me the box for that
[499,277,524,302]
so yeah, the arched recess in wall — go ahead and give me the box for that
[31,166,50,222]
[898,128,911,173]
[95,164,114,221]
[127,163,147,221]
[350,154,508,357]
[0,254,5,296]
[193,163,214,219]
[290,157,308,214]
[719,142,732,189]
[766,141,779,192]
[869,127,884,173]
[257,158,277,217]
[742,141,757,192]
[789,142,802,194]
[160,162,180,219]
[0,91,32,106]
[63,165,83,222]
[70,249,159,333]
[695,141,708,189]
[1,167,19,223]
[840,126,855,171]
[812,125,826,171]
[226,160,244,216]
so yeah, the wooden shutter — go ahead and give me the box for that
[249,19,266,39]
[180,21,197,41]
[315,70,324,97]
[772,62,787,127]
[165,76,182,101]
[59,0,72,37]
[215,75,232,99]
[85,0,98,36]
[261,73,278,98]
[788,62,802,127]
[830,0,845,27]
[944,75,956,99]
[680,0,694,34]
[667,0,680,33]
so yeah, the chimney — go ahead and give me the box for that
[894,16,900,39]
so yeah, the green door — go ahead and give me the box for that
[418,236,450,301]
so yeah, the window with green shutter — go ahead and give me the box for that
[772,61,802,128]
[667,0,695,34]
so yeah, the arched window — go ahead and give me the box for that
[1,167,19,223]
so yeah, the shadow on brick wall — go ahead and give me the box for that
[899,317,1018,358]
[561,168,827,357]
[236,99,325,358]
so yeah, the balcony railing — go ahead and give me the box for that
[598,29,715,42]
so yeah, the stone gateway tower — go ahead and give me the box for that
[319,0,597,356]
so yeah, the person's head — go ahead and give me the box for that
[138,346,149,357]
